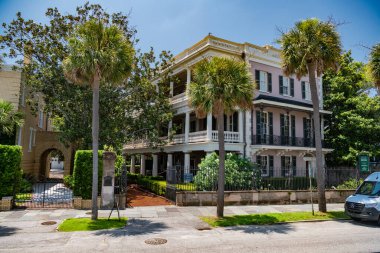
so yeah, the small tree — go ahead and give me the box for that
[188,57,255,217]
[278,18,342,212]
[0,99,24,138]
[63,19,134,220]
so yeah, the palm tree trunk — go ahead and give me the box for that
[91,71,100,220]
[217,106,225,218]
[307,62,326,212]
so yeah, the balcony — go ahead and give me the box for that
[171,130,241,144]
[252,135,330,148]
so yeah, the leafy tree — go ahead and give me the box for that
[194,153,261,191]
[368,43,380,91]
[324,52,380,165]
[63,19,134,220]
[278,18,342,212]
[188,57,254,217]
[0,3,173,150]
[0,99,24,141]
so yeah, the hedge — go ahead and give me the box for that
[72,150,103,199]
[0,145,22,198]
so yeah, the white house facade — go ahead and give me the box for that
[123,35,333,180]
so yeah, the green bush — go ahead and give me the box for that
[336,178,363,190]
[261,177,317,190]
[72,150,103,199]
[0,145,22,198]
[63,175,74,189]
[136,176,166,196]
[193,153,261,191]
[114,155,124,176]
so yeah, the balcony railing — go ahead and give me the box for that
[212,131,240,143]
[252,135,330,148]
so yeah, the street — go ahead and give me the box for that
[0,205,379,253]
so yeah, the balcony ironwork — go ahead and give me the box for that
[252,135,330,148]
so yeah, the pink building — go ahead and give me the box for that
[123,35,332,180]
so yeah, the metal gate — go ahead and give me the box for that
[165,167,179,202]
[15,179,73,208]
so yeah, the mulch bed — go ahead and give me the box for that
[126,185,173,207]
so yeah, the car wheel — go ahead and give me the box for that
[351,216,361,221]
[377,216,380,226]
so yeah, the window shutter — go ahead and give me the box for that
[279,76,283,95]
[269,112,273,144]
[255,70,260,89]
[291,115,295,145]
[269,156,274,177]
[233,112,238,132]
[256,155,262,166]
[303,117,307,146]
[280,114,285,137]
[292,156,297,177]
[256,111,261,144]
[301,81,306,99]
[268,73,272,92]
[290,78,294,97]
[281,156,285,177]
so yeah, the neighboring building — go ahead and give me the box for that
[0,64,72,179]
[123,35,333,179]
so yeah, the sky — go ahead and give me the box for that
[0,0,379,64]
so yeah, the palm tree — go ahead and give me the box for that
[0,99,24,137]
[368,43,380,92]
[278,18,342,212]
[63,19,134,220]
[188,57,254,217]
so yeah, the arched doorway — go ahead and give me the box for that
[39,148,65,181]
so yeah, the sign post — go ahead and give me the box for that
[358,153,370,173]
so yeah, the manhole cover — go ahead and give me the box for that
[144,238,167,245]
[41,221,57,225]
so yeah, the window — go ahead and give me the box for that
[302,81,311,100]
[281,156,296,177]
[28,128,34,152]
[255,70,272,93]
[257,155,273,177]
[38,109,44,128]
[17,127,22,146]
[279,76,294,96]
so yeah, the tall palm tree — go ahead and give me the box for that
[368,43,380,92]
[189,57,254,217]
[63,19,134,220]
[0,99,24,137]
[278,18,342,212]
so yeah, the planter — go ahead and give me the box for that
[0,196,13,211]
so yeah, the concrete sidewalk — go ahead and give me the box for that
[0,203,344,223]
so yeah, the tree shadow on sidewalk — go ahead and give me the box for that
[93,218,169,237]
[224,222,295,235]
[0,225,20,237]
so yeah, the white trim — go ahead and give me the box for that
[253,99,332,114]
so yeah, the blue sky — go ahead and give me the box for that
[0,0,379,64]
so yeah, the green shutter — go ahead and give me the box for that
[269,112,273,144]
[290,78,294,96]
[292,156,297,176]
[291,115,296,145]
[268,73,272,92]
[301,81,306,99]
[256,111,261,144]
[255,70,260,89]
[279,75,283,95]
[281,156,285,177]
[269,156,274,177]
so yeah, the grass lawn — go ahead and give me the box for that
[57,217,127,232]
[201,211,349,227]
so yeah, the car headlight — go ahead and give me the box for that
[365,203,377,208]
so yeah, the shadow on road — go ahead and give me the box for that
[0,225,20,237]
[224,222,295,235]
[94,218,169,237]
[340,219,379,228]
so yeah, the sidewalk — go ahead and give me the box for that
[0,203,344,223]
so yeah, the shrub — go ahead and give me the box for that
[72,150,103,199]
[114,155,124,176]
[0,145,22,198]
[336,178,363,190]
[63,175,74,189]
[193,153,261,191]
[136,176,166,196]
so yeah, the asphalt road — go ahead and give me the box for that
[1,217,379,253]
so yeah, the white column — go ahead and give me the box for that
[130,155,136,174]
[186,68,191,92]
[184,152,190,182]
[170,81,174,97]
[206,113,212,141]
[166,153,173,181]
[238,110,244,142]
[152,154,158,177]
[168,120,173,137]
[185,112,190,143]
[140,154,146,176]
[321,115,324,139]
